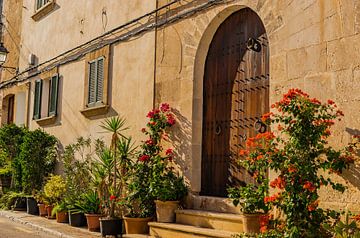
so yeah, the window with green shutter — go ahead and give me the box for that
[33,80,42,120]
[48,74,59,116]
[87,57,104,107]
[36,0,49,10]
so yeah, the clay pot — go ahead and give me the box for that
[46,205,55,219]
[38,203,47,217]
[85,214,103,232]
[56,211,69,223]
[124,216,152,234]
[242,213,265,234]
[155,200,179,223]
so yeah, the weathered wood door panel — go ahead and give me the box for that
[201,8,269,197]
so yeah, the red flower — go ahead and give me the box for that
[141,128,146,133]
[160,103,170,112]
[270,176,286,189]
[147,110,155,118]
[261,112,273,122]
[307,200,319,211]
[110,195,117,201]
[303,181,316,192]
[352,214,360,221]
[139,155,150,162]
[264,193,281,203]
[288,166,297,173]
[167,114,176,125]
[165,148,173,155]
[327,99,335,105]
[310,98,321,105]
[145,139,154,146]
[239,149,249,156]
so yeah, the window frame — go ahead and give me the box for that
[35,0,50,11]
[48,74,59,117]
[33,80,43,120]
[87,57,105,108]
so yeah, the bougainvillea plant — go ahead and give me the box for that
[126,103,187,218]
[236,89,356,238]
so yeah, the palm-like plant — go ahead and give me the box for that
[100,117,128,218]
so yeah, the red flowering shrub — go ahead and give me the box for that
[256,88,355,237]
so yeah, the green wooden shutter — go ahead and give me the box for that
[48,74,59,116]
[33,80,42,120]
[88,61,96,105]
[96,58,104,103]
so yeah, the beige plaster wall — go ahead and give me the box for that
[155,0,360,211]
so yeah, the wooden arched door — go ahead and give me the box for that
[201,8,269,197]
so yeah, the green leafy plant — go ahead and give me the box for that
[70,190,101,215]
[44,175,66,205]
[62,137,99,212]
[0,191,26,209]
[99,116,129,218]
[247,89,355,237]
[324,213,360,238]
[51,201,68,216]
[19,129,57,194]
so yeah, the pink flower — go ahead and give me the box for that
[160,103,170,112]
[146,139,154,146]
[147,111,155,118]
[167,114,176,125]
[165,148,173,155]
[139,155,150,162]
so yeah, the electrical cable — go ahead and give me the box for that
[0,0,227,89]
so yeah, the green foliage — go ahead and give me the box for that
[0,191,26,209]
[44,175,66,205]
[62,137,99,211]
[0,124,26,191]
[70,190,101,215]
[241,89,355,237]
[324,213,360,238]
[51,201,68,216]
[19,129,57,193]
[127,103,187,218]
[99,116,130,218]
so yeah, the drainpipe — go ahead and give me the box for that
[153,0,158,109]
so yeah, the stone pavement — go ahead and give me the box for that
[0,210,150,238]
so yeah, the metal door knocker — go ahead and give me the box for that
[254,119,267,133]
[215,124,222,135]
[247,38,262,52]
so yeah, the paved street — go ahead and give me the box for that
[0,216,58,238]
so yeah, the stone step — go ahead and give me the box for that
[175,209,244,233]
[149,222,236,238]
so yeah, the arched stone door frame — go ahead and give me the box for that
[191,5,269,195]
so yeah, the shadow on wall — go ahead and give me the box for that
[169,108,192,184]
[341,128,360,190]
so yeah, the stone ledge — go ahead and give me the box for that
[35,115,56,126]
[175,209,243,221]
[80,105,109,118]
[31,0,57,21]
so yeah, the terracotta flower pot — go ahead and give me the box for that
[56,211,69,223]
[155,200,179,223]
[85,214,103,232]
[46,205,55,219]
[241,213,264,234]
[38,203,47,217]
[124,216,152,234]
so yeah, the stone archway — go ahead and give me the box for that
[192,6,269,198]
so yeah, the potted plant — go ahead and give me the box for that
[43,175,66,219]
[34,191,47,217]
[26,191,39,215]
[61,137,95,227]
[137,103,187,223]
[71,190,103,231]
[227,131,271,233]
[52,201,69,223]
[95,117,129,237]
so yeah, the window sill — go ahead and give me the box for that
[35,115,56,126]
[80,105,109,118]
[32,1,56,21]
